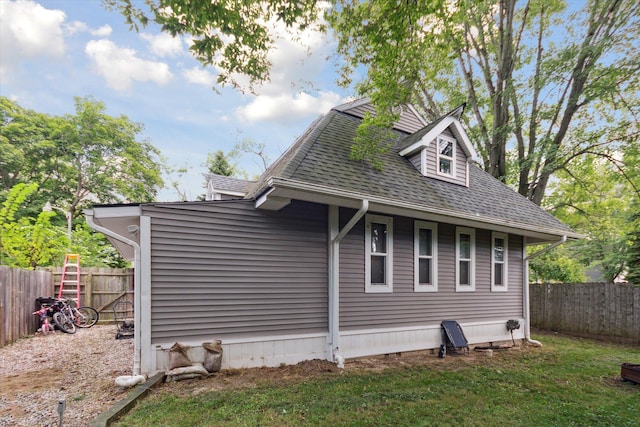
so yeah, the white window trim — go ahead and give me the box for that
[365,214,393,293]
[456,227,475,292]
[491,232,508,292]
[414,221,438,292]
[436,135,456,178]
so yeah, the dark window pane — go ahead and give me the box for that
[419,228,432,256]
[495,264,503,286]
[439,139,453,157]
[371,223,387,254]
[494,238,504,262]
[459,234,471,259]
[371,255,386,284]
[459,260,470,285]
[439,159,451,175]
[419,258,431,284]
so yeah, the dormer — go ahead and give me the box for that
[398,107,479,187]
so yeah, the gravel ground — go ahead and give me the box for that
[0,325,134,427]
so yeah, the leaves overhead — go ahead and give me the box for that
[329,0,640,205]
[104,0,322,92]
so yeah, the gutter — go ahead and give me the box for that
[85,211,143,376]
[268,177,583,240]
[522,236,568,346]
[329,200,369,367]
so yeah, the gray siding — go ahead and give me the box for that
[408,152,422,172]
[143,200,328,343]
[424,128,468,186]
[339,209,524,330]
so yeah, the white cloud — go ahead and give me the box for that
[0,0,66,76]
[183,67,216,86]
[85,39,173,91]
[233,6,342,124]
[141,32,184,57]
[91,25,112,37]
[235,91,342,124]
[65,20,88,35]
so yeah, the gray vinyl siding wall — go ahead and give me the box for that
[143,200,328,343]
[339,209,524,330]
[424,129,468,186]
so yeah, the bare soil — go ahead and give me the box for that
[0,325,133,426]
[157,345,523,399]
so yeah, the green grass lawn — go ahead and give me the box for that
[115,333,639,427]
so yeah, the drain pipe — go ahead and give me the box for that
[329,200,368,366]
[523,236,568,347]
[85,212,143,377]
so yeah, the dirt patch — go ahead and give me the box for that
[0,325,133,427]
[157,345,530,399]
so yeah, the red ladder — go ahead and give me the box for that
[58,254,81,306]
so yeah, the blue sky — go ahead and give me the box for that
[0,0,354,201]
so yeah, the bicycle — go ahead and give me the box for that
[33,305,54,334]
[40,297,100,334]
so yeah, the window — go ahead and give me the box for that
[414,221,438,292]
[492,232,508,291]
[437,136,455,176]
[456,227,475,292]
[365,215,393,293]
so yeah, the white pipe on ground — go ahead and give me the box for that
[115,375,146,387]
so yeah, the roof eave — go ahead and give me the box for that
[257,178,582,243]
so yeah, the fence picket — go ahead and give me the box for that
[530,282,640,344]
[1,266,134,347]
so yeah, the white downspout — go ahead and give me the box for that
[85,212,143,376]
[523,236,568,347]
[329,200,368,367]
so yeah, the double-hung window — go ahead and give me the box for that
[365,215,393,293]
[437,136,456,177]
[491,232,508,291]
[456,227,475,292]
[414,221,438,292]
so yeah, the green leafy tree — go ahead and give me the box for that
[0,183,66,269]
[105,0,321,91]
[205,150,236,177]
[49,96,164,220]
[1,96,164,217]
[545,149,639,282]
[328,0,640,205]
[529,247,586,283]
[70,223,128,268]
[1,97,165,266]
[626,203,640,285]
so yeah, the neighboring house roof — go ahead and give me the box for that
[205,173,255,198]
[246,101,579,243]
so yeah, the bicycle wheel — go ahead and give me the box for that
[74,307,99,328]
[53,311,77,334]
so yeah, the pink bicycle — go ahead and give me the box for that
[33,306,54,334]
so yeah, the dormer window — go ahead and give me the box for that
[437,136,455,176]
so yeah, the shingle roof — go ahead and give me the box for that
[248,106,575,236]
[205,174,255,194]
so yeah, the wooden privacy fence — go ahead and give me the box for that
[51,267,134,322]
[530,282,640,344]
[0,267,53,347]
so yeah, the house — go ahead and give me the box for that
[85,99,579,376]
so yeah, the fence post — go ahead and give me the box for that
[86,270,93,307]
